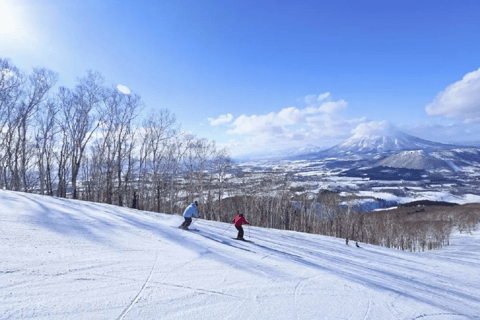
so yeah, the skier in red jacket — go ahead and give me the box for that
[233,213,249,240]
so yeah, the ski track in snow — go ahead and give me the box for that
[1,190,480,319]
[293,275,311,320]
[116,255,158,320]
[362,290,371,320]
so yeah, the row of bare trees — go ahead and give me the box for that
[0,58,230,214]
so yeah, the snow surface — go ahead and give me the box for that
[354,190,480,205]
[1,190,479,320]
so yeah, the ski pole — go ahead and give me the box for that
[221,223,233,235]
[190,217,199,226]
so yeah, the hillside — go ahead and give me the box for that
[375,148,480,172]
[376,150,455,171]
[1,190,479,319]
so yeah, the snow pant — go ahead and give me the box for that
[180,217,192,229]
[235,225,244,239]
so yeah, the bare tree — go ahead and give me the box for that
[139,109,178,212]
[34,100,59,195]
[95,87,143,205]
[0,59,25,189]
[58,71,103,199]
[211,147,231,214]
[0,64,57,192]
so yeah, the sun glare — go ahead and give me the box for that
[0,1,18,36]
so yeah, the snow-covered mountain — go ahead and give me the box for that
[2,190,480,319]
[234,130,480,178]
[295,129,460,161]
[328,130,457,155]
[236,130,466,163]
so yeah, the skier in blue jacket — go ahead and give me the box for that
[179,201,199,230]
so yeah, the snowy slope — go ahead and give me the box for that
[1,190,479,320]
[376,150,455,171]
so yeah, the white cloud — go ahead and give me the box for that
[227,113,281,135]
[351,121,396,137]
[277,107,303,124]
[117,84,131,95]
[318,100,347,114]
[304,94,317,105]
[317,92,331,102]
[305,92,331,105]
[217,93,365,154]
[208,113,233,125]
[227,98,348,136]
[426,67,480,121]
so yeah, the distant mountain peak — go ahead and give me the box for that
[327,130,458,155]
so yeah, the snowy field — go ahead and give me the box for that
[1,190,479,320]
[351,190,480,206]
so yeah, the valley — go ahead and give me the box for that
[232,130,480,210]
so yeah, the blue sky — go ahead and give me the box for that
[2,0,480,156]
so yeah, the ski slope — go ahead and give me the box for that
[1,190,479,320]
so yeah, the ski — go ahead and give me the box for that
[232,238,254,243]
[174,226,199,231]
